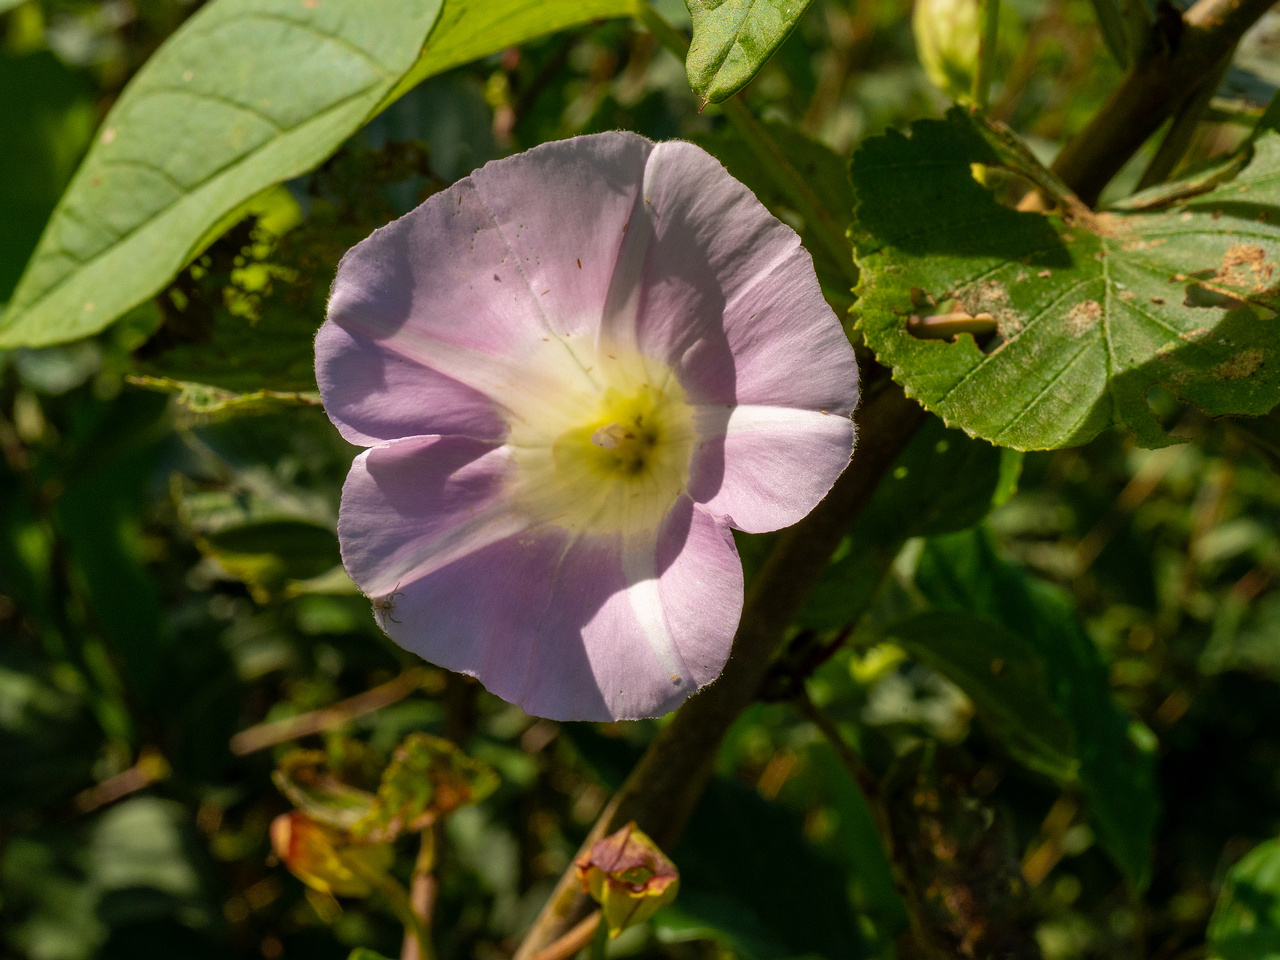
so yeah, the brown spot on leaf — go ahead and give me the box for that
[1215,244,1275,293]
[1213,348,1264,380]
[1179,327,1210,342]
[1065,300,1101,336]
[957,280,1024,338]
[1119,291,1137,301]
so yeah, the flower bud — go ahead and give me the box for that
[270,810,393,898]
[574,822,679,937]
[912,0,980,100]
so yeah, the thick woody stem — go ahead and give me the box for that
[513,381,927,958]
[1050,0,1278,205]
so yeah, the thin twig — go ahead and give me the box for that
[230,668,426,755]
[513,381,927,958]
[528,913,601,960]
[74,747,171,813]
[1135,46,1235,191]
[972,0,1001,108]
[1051,0,1277,204]
[401,828,438,960]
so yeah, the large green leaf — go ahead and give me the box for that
[887,611,1079,780]
[916,529,1160,888]
[0,0,638,349]
[1208,836,1280,960]
[853,111,1280,450]
[685,0,814,104]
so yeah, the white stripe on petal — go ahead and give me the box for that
[621,531,695,691]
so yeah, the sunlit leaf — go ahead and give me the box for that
[0,0,638,349]
[273,749,378,830]
[853,111,1280,450]
[354,733,499,842]
[1207,835,1280,960]
[685,0,814,104]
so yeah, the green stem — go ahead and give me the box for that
[348,862,433,960]
[972,0,1001,109]
[1134,45,1234,192]
[635,1,859,286]
[587,913,610,960]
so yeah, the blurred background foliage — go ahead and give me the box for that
[2,0,1280,959]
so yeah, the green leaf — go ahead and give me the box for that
[1086,0,1131,67]
[691,120,855,310]
[685,0,814,104]
[916,529,1159,888]
[354,733,499,842]
[348,950,397,960]
[852,111,1280,450]
[273,749,378,830]
[129,375,321,417]
[887,610,1079,779]
[801,416,1004,629]
[1208,836,1280,960]
[0,0,639,349]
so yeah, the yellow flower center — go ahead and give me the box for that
[506,341,695,537]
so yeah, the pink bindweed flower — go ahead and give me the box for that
[316,131,858,721]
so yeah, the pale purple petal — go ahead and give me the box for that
[611,140,859,415]
[467,132,654,340]
[338,436,523,598]
[324,175,563,410]
[315,321,507,445]
[372,498,741,721]
[689,405,855,533]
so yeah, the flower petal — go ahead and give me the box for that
[371,498,741,721]
[321,132,663,432]
[689,404,855,533]
[316,320,507,445]
[467,131,654,341]
[612,140,859,415]
[324,175,572,411]
[338,436,523,598]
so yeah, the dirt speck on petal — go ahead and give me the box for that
[1065,300,1101,336]
[1212,348,1265,380]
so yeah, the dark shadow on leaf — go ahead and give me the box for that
[851,118,1072,267]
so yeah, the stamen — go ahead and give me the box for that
[590,423,631,449]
